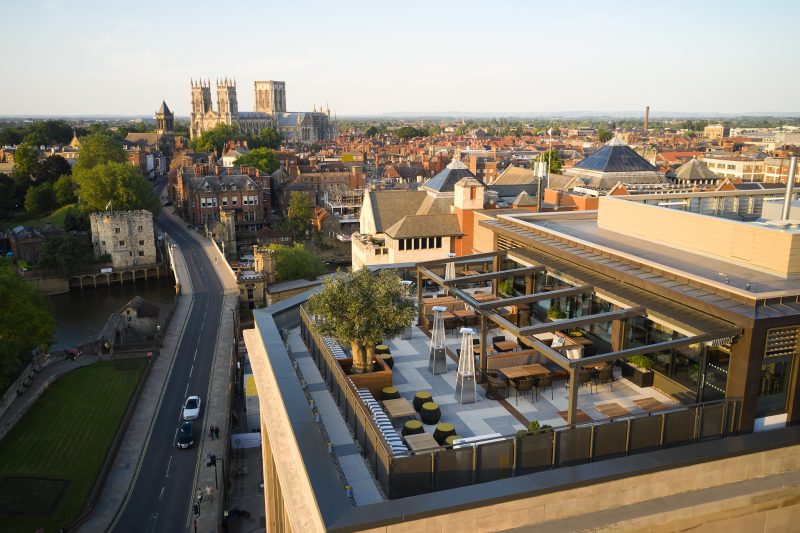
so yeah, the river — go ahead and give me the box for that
[48,276,177,350]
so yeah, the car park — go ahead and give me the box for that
[182,395,201,420]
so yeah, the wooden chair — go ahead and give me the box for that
[534,374,554,400]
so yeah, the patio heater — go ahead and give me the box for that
[400,280,413,340]
[429,306,448,374]
[444,252,456,294]
[455,327,477,404]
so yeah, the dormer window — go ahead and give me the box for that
[221,185,227,191]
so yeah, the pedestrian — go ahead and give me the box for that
[209,425,215,439]
[197,489,203,504]
[214,425,220,439]
[206,484,213,502]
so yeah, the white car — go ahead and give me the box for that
[182,395,202,420]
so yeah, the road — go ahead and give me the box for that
[110,199,224,532]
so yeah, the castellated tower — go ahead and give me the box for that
[254,80,286,115]
[191,79,212,115]
[216,78,238,123]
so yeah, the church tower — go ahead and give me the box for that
[190,79,212,139]
[156,100,174,135]
[216,78,238,124]
[254,80,286,115]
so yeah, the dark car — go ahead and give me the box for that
[176,421,195,449]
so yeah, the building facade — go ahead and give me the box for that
[90,210,157,269]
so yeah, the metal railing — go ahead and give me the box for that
[300,308,741,500]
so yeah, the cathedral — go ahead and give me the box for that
[189,78,334,145]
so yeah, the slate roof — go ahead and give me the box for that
[158,101,172,115]
[573,137,656,173]
[421,158,483,193]
[672,158,720,182]
[493,165,537,185]
[186,174,258,192]
[366,190,427,233]
[511,191,536,207]
[125,132,161,146]
[384,214,462,239]
[121,296,159,318]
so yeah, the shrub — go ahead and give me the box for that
[627,355,654,370]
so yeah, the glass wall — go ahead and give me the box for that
[756,326,799,417]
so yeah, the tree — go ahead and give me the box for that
[534,148,564,174]
[73,161,160,215]
[190,124,241,155]
[364,126,380,137]
[63,207,89,232]
[12,142,40,179]
[268,243,325,281]
[54,174,78,205]
[249,128,282,150]
[233,148,280,174]
[0,262,55,391]
[33,154,71,183]
[597,129,613,143]
[305,268,416,374]
[396,126,424,140]
[74,133,126,172]
[24,183,57,216]
[287,191,313,240]
[38,232,94,278]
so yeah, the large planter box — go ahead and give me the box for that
[338,355,393,399]
[622,362,654,388]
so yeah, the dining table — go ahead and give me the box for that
[499,364,551,380]
[493,340,519,353]
[382,398,416,420]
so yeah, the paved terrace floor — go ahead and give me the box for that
[290,317,676,448]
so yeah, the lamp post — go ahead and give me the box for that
[207,453,225,490]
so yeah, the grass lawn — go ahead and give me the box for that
[0,358,147,533]
[0,203,76,231]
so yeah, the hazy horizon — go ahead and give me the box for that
[2,0,799,116]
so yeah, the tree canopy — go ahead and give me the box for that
[249,128,282,150]
[305,268,416,373]
[597,129,613,143]
[33,154,72,183]
[0,262,55,391]
[24,183,57,216]
[73,161,160,215]
[12,142,40,179]
[233,148,280,174]
[287,191,313,240]
[190,124,242,155]
[268,243,325,282]
[74,133,126,172]
[396,126,427,140]
[54,174,78,206]
[534,148,564,174]
[38,232,94,278]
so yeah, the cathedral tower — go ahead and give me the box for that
[216,78,238,123]
[191,79,212,115]
[156,100,174,135]
[254,80,286,115]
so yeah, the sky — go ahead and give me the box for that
[2,0,799,117]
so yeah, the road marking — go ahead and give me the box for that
[158,486,165,501]
[165,456,173,478]
[189,364,193,378]
[194,348,198,361]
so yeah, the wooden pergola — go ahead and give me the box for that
[417,252,741,425]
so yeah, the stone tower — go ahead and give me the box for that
[156,100,174,135]
[254,80,286,115]
[218,209,237,258]
[216,78,238,123]
[253,245,277,284]
[191,79,212,115]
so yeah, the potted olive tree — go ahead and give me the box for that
[305,268,416,396]
[621,355,654,388]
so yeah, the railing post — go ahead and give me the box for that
[588,424,596,461]
[625,418,632,453]
[659,414,666,447]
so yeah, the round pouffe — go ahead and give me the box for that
[413,391,432,412]
[375,344,390,355]
[445,435,461,446]
[381,386,400,401]
[433,423,456,445]
[420,402,441,425]
[379,353,394,369]
[402,419,424,436]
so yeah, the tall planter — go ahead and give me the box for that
[338,355,393,399]
[621,362,654,388]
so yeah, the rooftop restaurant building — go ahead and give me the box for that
[244,180,800,531]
